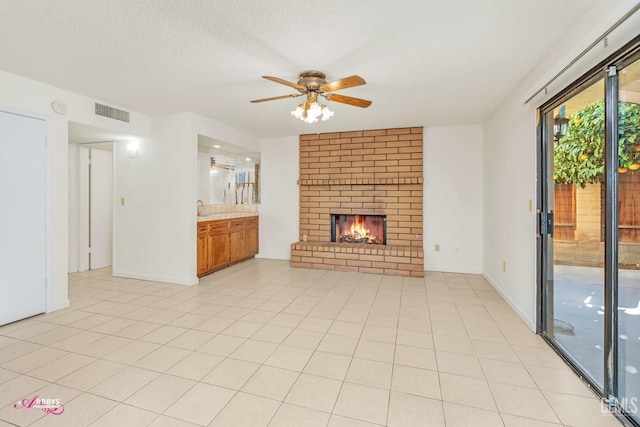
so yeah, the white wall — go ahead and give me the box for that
[0,69,150,311]
[482,0,640,329]
[258,136,299,260]
[112,111,261,285]
[192,114,260,153]
[113,113,198,285]
[424,125,483,274]
[483,102,538,328]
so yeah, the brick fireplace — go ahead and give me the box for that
[290,127,424,277]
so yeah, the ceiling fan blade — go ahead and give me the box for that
[324,93,372,108]
[250,93,303,103]
[320,75,366,92]
[262,76,306,91]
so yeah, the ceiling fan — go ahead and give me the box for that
[251,71,372,123]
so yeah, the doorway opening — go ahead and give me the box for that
[68,122,122,272]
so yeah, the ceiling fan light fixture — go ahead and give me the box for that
[321,105,334,121]
[254,70,369,124]
[291,104,305,120]
[290,101,333,124]
[308,101,321,116]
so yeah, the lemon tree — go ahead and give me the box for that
[554,100,640,188]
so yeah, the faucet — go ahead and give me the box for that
[197,200,204,216]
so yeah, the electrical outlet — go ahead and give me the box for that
[120,197,125,206]
[503,261,507,271]
[435,244,440,252]
[528,199,533,212]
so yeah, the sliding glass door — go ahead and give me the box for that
[617,56,640,423]
[541,78,605,389]
[539,39,640,426]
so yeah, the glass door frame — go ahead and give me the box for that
[537,35,640,426]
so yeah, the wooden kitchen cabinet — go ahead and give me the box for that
[196,223,208,277]
[197,216,258,277]
[229,219,246,264]
[208,220,230,272]
[245,216,259,257]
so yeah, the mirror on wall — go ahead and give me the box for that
[197,135,260,205]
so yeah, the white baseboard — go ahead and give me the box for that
[425,265,482,274]
[48,299,70,313]
[482,272,535,331]
[112,270,198,286]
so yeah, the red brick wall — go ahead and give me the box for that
[298,127,423,247]
[292,126,424,277]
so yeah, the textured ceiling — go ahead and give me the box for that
[0,0,599,138]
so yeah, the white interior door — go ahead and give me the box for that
[0,110,47,326]
[77,146,90,272]
[89,148,113,270]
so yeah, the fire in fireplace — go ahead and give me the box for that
[331,214,386,245]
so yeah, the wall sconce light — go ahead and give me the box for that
[127,141,138,158]
[553,105,569,141]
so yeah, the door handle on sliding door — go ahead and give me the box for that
[537,211,554,237]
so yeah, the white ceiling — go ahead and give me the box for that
[0,0,599,138]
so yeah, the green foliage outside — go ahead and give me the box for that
[553,100,640,188]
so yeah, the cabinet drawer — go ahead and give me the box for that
[209,220,229,235]
[230,219,245,232]
[245,217,258,228]
[197,224,207,234]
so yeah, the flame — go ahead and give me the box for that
[339,215,378,244]
[349,216,371,240]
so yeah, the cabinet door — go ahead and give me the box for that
[209,221,230,271]
[210,233,229,270]
[245,216,259,257]
[197,224,208,277]
[229,219,246,263]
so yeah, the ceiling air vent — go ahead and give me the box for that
[94,103,130,122]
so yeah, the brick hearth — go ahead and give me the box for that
[291,127,424,277]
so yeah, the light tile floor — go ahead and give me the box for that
[0,259,623,426]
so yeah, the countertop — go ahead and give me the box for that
[197,212,258,222]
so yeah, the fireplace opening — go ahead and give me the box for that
[330,214,386,245]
